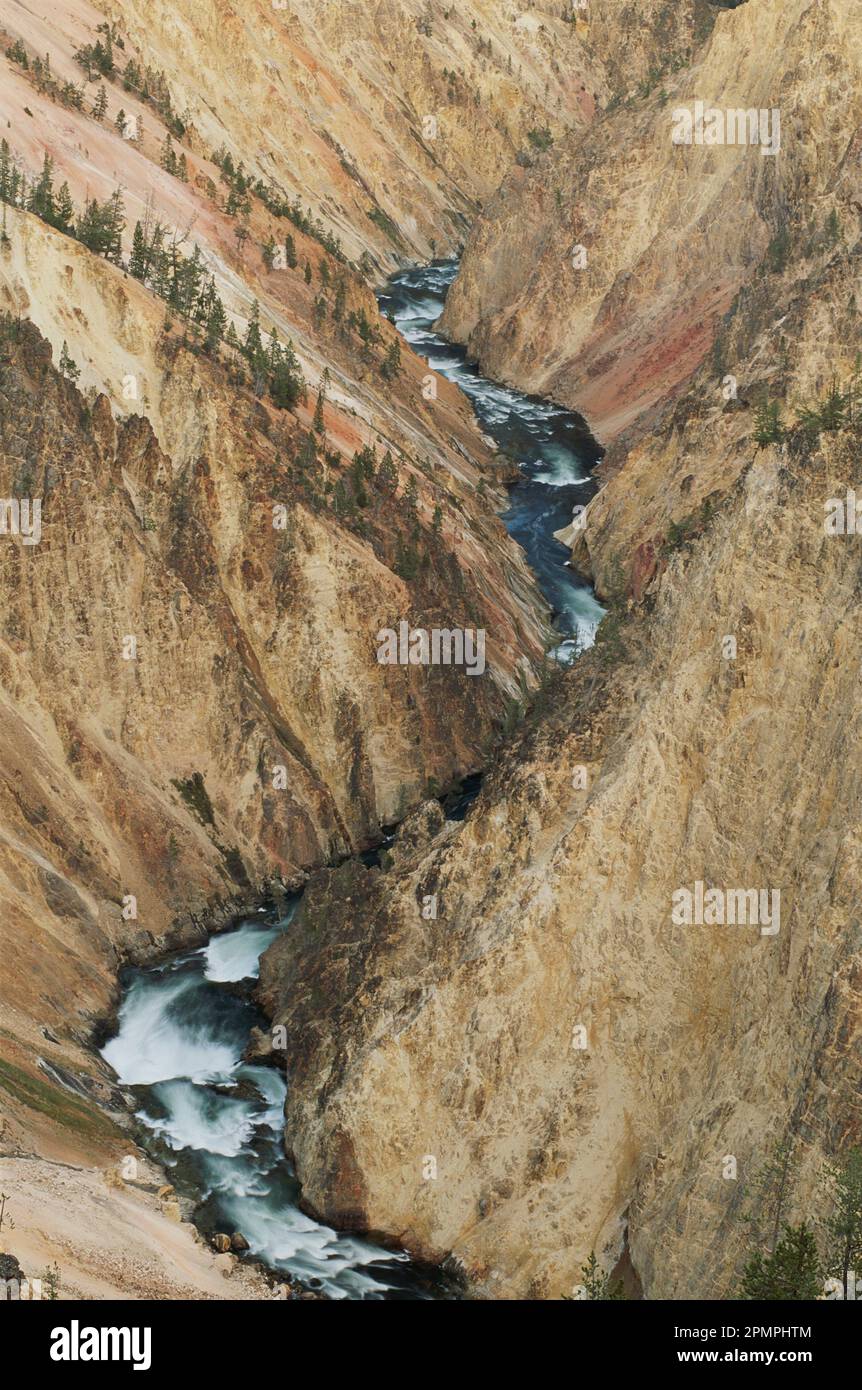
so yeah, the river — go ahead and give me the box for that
[379,258,604,660]
[100,261,604,1299]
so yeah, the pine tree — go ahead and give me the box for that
[354,444,376,481]
[160,132,177,175]
[404,474,419,518]
[58,340,80,382]
[54,182,74,233]
[243,299,264,363]
[332,478,350,518]
[394,539,418,579]
[28,153,56,224]
[381,338,401,381]
[0,139,16,205]
[304,260,312,285]
[270,346,304,410]
[313,385,325,434]
[7,39,28,68]
[740,1224,822,1300]
[823,1147,862,1300]
[296,430,318,469]
[796,380,848,439]
[91,84,108,121]
[284,233,297,268]
[104,186,125,263]
[265,327,282,374]
[350,455,369,508]
[204,292,227,352]
[115,108,128,136]
[129,221,147,279]
[355,308,374,345]
[377,449,398,494]
[753,397,783,447]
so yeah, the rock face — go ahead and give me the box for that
[260,434,862,1298]
[255,0,862,1300]
[440,0,862,444]
[0,231,545,1146]
[4,0,861,1305]
[0,0,570,1294]
[3,0,597,269]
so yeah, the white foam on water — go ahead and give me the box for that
[202,921,285,982]
[558,585,606,653]
[528,441,589,487]
[217,1188,408,1300]
[103,913,424,1296]
[141,1079,258,1156]
[102,972,240,1085]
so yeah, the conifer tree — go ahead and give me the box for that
[54,182,74,233]
[381,338,401,381]
[823,1147,862,1301]
[160,132,177,175]
[377,449,398,494]
[104,186,125,263]
[313,384,325,434]
[28,153,56,224]
[129,220,147,279]
[753,397,783,447]
[59,340,80,382]
[204,292,227,353]
[91,84,108,121]
[740,1224,821,1300]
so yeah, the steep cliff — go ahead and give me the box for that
[255,0,862,1300]
[441,0,862,445]
[260,424,862,1298]
[0,0,573,1297]
[3,0,598,270]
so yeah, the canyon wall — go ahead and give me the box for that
[261,423,862,1298]
[3,0,859,1302]
[14,0,598,269]
[441,0,861,445]
[0,0,570,1297]
[257,0,862,1299]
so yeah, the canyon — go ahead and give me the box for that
[1,0,860,1304]
[259,0,862,1300]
